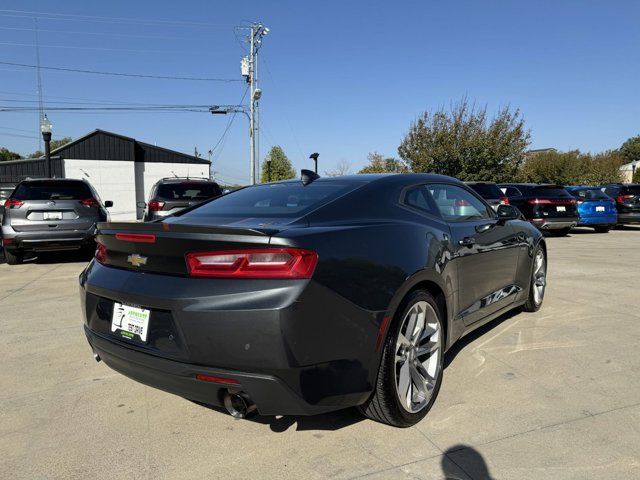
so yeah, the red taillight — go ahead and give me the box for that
[454,199,471,206]
[185,248,318,279]
[616,194,634,204]
[4,198,23,209]
[148,200,165,212]
[499,197,510,205]
[195,374,240,385]
[95,242,107,265]
[80,197,99,208]
[115,233,156,243]
[2,237,13,246]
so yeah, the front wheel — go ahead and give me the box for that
[523,246,546,312]
[359,290,444,427]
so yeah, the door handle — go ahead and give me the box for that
[459,236,475,247]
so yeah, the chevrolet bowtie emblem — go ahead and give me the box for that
[127,254,147,267]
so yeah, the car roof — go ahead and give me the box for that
[271,172,465,187]
[465,181,497,185]
[156,177,217,184]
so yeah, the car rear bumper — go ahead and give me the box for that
[618,212,640,224]
[84,326,323,415]
[79,261,382,416]
[2,226,96,252]
[529,217,578,230]
[578,215,617,226]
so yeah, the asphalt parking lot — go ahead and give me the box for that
[1,228,639,480]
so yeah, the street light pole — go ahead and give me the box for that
[40,114,53,177]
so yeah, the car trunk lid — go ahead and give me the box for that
[96,221,279,276]
[529,186,578,218]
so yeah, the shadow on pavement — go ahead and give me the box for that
[443,308,520,369]
[194,401,365,432]
[442,445,493,479]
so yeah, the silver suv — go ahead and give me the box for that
[1,178,112,265]
[141,177,221,221]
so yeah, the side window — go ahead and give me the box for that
[504,186,522,197]
[402,185,439,217]
[426,184,493,222]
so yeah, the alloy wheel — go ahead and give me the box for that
[533,249,546,306]
[394,301,442,413]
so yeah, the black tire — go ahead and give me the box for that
[593,226,610,233]
[549,227,571,237]
[523,245,546,312]
[359,290,444,427]
[4,248,24,265]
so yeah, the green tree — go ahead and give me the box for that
[0,147,21,162]
[519,149,623,185]
[261,146,295,183]
[620,135,640,164]
[358,152,408,174]
[633,168,640,183]
[397,98,530,182]
[28,137,73,158]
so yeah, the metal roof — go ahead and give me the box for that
[51,129,210,165]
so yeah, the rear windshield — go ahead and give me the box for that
[532,186,572,198]
[12,181,92,200]
[181,181,360,218]
[622,185,640,195]
[156,182,221,200]
[568,188,610,200]
[468,183,504,198]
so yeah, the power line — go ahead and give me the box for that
[0,61,242,82]
[0,9,228,28]
[0,25,202,41]
[0,41,208,55]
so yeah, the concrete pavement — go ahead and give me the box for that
[1,228,639,479]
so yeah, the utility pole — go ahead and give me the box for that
[34,18,44,151]
[243,24,268,184]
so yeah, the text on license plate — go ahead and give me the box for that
[596,206,605,212]
[43,211,63,220]
[111,303,150,342]
[556,206,566,212]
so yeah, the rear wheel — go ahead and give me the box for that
[3,248,23,265]
[523,246,546,312]
[360,290,444,427]
[594,226,610,233]
[549,227,571,237]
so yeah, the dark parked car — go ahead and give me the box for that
[1,178,112,265]
[565,186,617,233]
[600,183,640,225]
[80,173,547,427]
[465,181,510,210]
[499,183,578,236]
[141,178,222,221]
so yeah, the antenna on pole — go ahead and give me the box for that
[34,18,45,151]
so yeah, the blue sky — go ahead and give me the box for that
[1,0,638,185]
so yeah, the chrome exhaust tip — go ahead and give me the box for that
[223,391,257,419]
[93,352,101,363]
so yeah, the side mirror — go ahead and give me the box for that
[497,204,520,221]
[136,201,146,208]
[104,200,113,208]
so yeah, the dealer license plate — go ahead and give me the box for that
[596,206,605,212]
[43,211,63,220]
[556,206,566,212]
[111,302,150,343]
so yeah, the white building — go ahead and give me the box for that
[0,129,211,221]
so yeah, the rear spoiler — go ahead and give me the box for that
[97,221,277,237]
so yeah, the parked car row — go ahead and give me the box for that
[1,176,223,264]
[467,181,640,236]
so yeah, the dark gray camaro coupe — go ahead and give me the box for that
[80,173,546,427]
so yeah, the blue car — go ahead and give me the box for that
[565,186,617,232]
